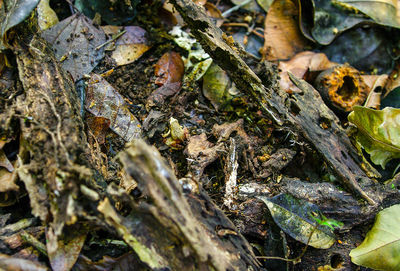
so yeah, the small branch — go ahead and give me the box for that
[95,30,127,50]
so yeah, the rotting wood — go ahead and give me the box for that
[117,139,262,271]
[6,21,263,271]
[170,0,378,205]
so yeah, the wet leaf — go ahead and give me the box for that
[46,230,86,271]
[381,87,400,108]
[111,26,151,66]
[154,51,184,86]
[0,0,40,49]
[336,0,400,28]
[37,0,58,31]
[41,13,106,81]
[350,204,400,270]
[278,51,337,93]
[262,0,310,61]
[75,0,139,25]
[299,0,373,45]
[258,194,336,249]
[322,27,393,74]
[86,116,110,145]
[0,253,48,271]
[348,106,400,168]
[202,62,239,111]
[85,74,142,142]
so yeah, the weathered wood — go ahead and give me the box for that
[170,0,378,205]
[117,139,263,271]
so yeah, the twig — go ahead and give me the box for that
[95,30,127,50]
[222,0,252,17]
[256,227,316,264]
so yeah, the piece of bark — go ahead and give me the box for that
[117,139,262,271]
[9,27,102,255]
[170,0,378,205]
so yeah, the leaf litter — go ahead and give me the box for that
[1,0,400,270]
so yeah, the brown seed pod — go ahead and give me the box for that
[314,64,369,113]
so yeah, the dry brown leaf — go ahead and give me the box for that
[0,253,48,271]
[363,74,388,109]
[184,133,224,176]
[385,62,400,95]
[86,74,142,142]
[262,0,309,61]
[41,13,106,81]
[0,167,18,192]
[204,2,224,27]
[154,51,184,86]
[148,51,184,106]
[46,230,86,271]
[0,150,13,172]
[111,26,151,66]
[278,51,337,93]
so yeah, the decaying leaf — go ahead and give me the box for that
[147,51,184,106]
[300,0,374,45]
[154,51,184,86]
[0,149,14,172]
[348,106,400,168]
[350,204,400,270]
[37,0,58,31]
[322,26,393,74]
[202,62,239,111]
[86,73,142,142]
[256,0,274,12]
[262,0,309,61]
[258,194,336,249]
[0,165,18,192]
[184,133,224,177]
[86,116,110,145]
[74,252,144,271]
[0,0,40,49]
[381,88,400,109]
[0,253,48,271]
[46,230,86,271]
[278,51,337,94]
[111,26,151,66]
[41,13,106,81]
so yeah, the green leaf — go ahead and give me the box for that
[0,0,40,48]
[202,63,239,111]
[348,106,400,168]
[350,204,400,270]
[257,194,336,249]
[335,0,400,28]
